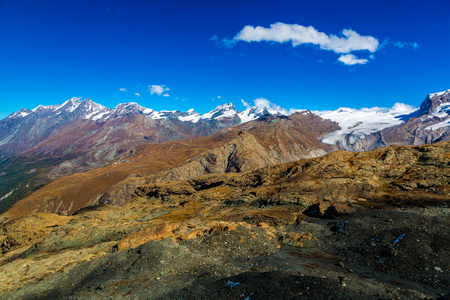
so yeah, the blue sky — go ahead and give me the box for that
[1,0,449,119]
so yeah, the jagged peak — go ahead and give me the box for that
[427,89,450,100]
[419,89,450,116]
[6,108,32,119]
[200,102,238,120]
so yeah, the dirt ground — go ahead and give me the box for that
[2,203,448,300]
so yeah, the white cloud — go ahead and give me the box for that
[254,98,289,115]
[119,88,127,92]
[135,93,140,97]
[241,99,250,107]
[233,22,379,54]
[162,94,170,97]
[149,85,170,96]
[338,54,369,65]
[217,95,221,99]
[391,102,416,114]
[251,98,303,116]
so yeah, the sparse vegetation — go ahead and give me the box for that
[0,154,66,214]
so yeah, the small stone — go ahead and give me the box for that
[337,261,345,268]
[434,267,442,272]
[387,246,398,257]
[155,277,161,280]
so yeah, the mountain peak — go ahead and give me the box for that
[427,89,450,100]
[419,89,450,116]
[201,103,238,120]
[6,108,32,119]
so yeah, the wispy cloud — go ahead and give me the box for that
[119,88,127,92]
[379,39,420,50]
[149,85,170,96]
[394,41,419,49]
[162,94,170,97]
[338,54,368,65]
[135,93,140,97]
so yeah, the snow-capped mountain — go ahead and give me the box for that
[7,97,111,121]
[0,98,272,160]
[5,99,271,124]
[2,89,450,157]
[316,89,450,150]
[314,103,417,149]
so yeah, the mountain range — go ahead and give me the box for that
[2,89,450,157]
[0,89,449,215]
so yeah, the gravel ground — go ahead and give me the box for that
[2,206,449,300]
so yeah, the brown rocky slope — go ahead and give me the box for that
[0,142,448,299]
[1,112,338,220]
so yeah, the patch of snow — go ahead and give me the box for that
[178,109,201,123]
[91,111,111,121]
[428,89,450,99]
[430,103,450,118]
[148,111,167,119]
[425,119,450,131]
[31,104,45,112]
[0,189,16,201]
[7,109,31,118]
[237,106,266,123]
[54,97,82,112]
[143,108,154,115]
[109,102,150,118]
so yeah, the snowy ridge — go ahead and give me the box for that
[424,89,450,131]
[428,89,450,100]
[200,103,237,121]
[9,97,111,121]
[55,97,82,112]
[5,98,293,124]
[5,89,450,144]
[178,109,201,123]
[7,108,32,119]
[315,103,416,149]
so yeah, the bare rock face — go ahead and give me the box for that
[163,112,339,182]
[136,142,450,209]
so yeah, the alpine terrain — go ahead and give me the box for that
[0,90,449,299]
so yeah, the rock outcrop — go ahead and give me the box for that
[136,141,450,210]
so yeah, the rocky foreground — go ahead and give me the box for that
[0,142,449,299]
